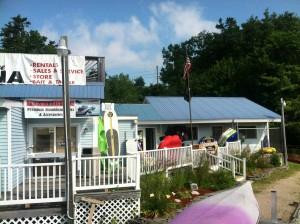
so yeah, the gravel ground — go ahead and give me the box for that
[255,171,300,223]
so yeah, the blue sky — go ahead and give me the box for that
[1,0,299,83]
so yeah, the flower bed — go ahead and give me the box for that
[140,163,236,219]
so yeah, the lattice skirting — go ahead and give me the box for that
[75,198,140,224]
[0,215,68,224]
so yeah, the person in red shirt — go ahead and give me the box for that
[158,134,182,149]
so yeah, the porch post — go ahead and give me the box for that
[266,122,270,147]
[7,108,12,191]
[231,160,236,179]
[135,153,141,190]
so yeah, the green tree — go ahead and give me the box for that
[104,73,142,103]
[134,76,145,87]
[0,15,56,53]
[160,10,300,144]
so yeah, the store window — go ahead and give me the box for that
[32,126,77,153]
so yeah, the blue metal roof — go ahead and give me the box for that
[0,82,104,99]
[115,104,162,120]
[116,96,281,122]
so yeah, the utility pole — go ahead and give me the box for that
[156,65,159,85]
[57,36,74,222]
[281,98,288,167]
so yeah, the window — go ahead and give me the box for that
[185,127,198,140]
[239,126,257,139]
[212,126,223,140]
[32,126,77,153]
[165,125,198,141]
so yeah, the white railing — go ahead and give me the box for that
[226,140,242,155]
[74,154,140,191]
[139,145,245,180]
[218,146,228,154]
[0,162,65,205]
[218,141,242,156]
[139,146,192,174]
[191,149,206,167]
[219,152,246,179]
[0,144,245,206]
[205,152,232,172]
[192,149,246,180]
[0,154,140,206]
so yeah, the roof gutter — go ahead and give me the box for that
[138,118,281,125]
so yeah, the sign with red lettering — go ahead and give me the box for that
[0,53,86,85]
[24,100,76,118]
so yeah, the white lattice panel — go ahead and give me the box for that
[0,215,68,224]
[75,198,140,224]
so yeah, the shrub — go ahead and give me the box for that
[270,153,281,167]
[193,160,211,186]
[246,150,272,170]
[199,170,236,191]
[256,157,273,169]
[176,190,192,200]
[193,160,236,191]
[169,167,195,191]
[140,172,175,217]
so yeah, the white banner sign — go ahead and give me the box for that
[0,53,86,85]
[24,100,76,118]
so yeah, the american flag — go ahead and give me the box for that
[183,56,191,80]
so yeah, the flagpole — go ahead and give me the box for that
[187,72,193,146]
[183,50,193,146]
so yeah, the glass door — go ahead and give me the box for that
[56,127,77,153]
[33,127,55,153]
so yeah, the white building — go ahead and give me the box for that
[116,96,281,153]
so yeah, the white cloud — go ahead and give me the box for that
[40,1,216,80]
[40,23,59,42]
[151,1,217,39]
[95,16,159,45]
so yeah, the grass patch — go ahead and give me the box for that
[252,162,300,193]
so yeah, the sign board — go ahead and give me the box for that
[24,100,76,118]
[24,100,100,118]
[75,100,101,117]
[0,53,86,85]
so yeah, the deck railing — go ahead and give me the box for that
[0,142,245,206]
[219,152,246,178]
[74,154,140,191]
[191,149,206,167]
[139,146,192,174]
[218,141,242,155]
[193,150,246,179]
[0,154,140,206]
[226,140,242,155]
[138,144,245,180]
[0,162,65,205]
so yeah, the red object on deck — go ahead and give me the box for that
[158,135,182,149]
